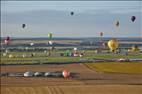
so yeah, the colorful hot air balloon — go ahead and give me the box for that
[107,39,119,52]
[70,11,74,16]
[116,21,119,27]
[22,24,26,28]
[48,33,52,40]
[131,16,136,22]
[4,36,10,45]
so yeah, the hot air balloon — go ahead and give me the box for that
[70,11,74,16]
[4,36,10,45]
[74,47,77,51]
[48,41,53,45]
[6,36,10,41]
[131,16,136,22]
[131,45,140,52]
[100,32,103,37]
[30,42,34,46]
[62,69,70,78]
[107,39,119,52]
[48,33,52,40]
[24,71,34,77]
[116,21,119,27]
[22,24,26,28]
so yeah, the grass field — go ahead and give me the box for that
[1,50,142,64]
[85,62,142,74]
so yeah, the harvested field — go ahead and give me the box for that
[1,63,142,94]
[2,85,142,94]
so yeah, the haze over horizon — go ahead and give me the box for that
[1,1,142,38]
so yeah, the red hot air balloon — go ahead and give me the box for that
[131,16,136,22]
[62,70,70,78]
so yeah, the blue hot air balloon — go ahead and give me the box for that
[131,16,136,22]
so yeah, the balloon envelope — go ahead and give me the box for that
[62,70,70,78]
[48,33,52,39]
[5,36,10,45]
[6,36,10,41]
[100,32,103,37]
[131,45,140,52]
[4,40,9,45]
[116,21,119,27]
[22,24,26,28]
[131,16,136,22]
[107,39,119,51]
[30,43,34,46]
[70,11,74,15]
[48,41,53,45]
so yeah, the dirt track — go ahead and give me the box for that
[1,64,142,94]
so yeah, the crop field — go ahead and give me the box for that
[1,63,142,94]
[85,62,142,74]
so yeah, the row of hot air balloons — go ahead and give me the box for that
[21,12,136,31]
[19,10,135,29]
[4,33,53,45]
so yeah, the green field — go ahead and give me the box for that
[1,50,142,74]
[1,50,142,64]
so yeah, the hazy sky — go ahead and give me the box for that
[1,1,142,38]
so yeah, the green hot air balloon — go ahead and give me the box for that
[48,33,52,40]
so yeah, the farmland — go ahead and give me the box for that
[1,38,142,94]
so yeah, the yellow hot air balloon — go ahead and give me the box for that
[131,45,140,52]
[107,39,119,52]
[48,33,52,40]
